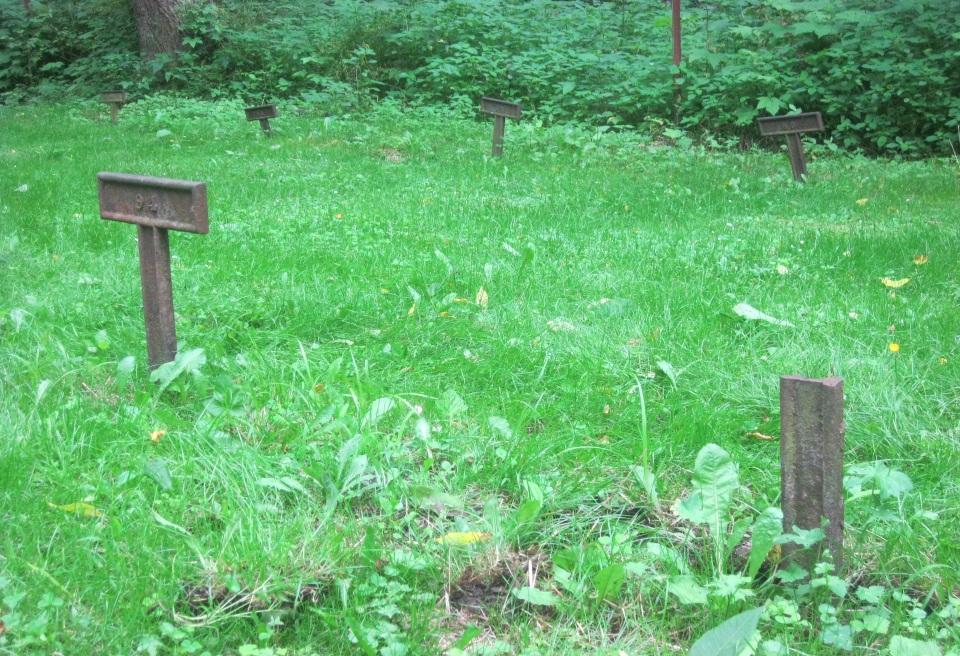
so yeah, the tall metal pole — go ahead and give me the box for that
[672,0,682,68]
[672,0,682,121]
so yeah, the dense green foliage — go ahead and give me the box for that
[2,0,959,155]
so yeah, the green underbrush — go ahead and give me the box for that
[2,0,959,156]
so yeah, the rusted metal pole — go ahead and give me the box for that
[258,118,272,134]
[672,0,682,67]
[785,133,807,181]
[780,376,845,570]
[672,0,682,120]
[137,226,178,368]
[491,115,506,157]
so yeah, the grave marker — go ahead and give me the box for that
[100,90,127,124]
[480,97,522,157]
[97,172,208,369]
[245,104,278,134]
[757,112,824,182]
[780,375,844,570]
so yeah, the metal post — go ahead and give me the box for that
[672,0,682,121]
[780,376,845,570]
[137,226,178,368]
[672,0,682,67]
[785,133,807,182]
[259,118,272,134]
[110,103,119,124]
[491,115,505,157]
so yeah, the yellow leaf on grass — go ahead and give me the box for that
[913,254,928,265]
[881,277,910,289]
[150,429,166,444]
[48,502,103,519]
[407,303,416,317]
[475,287,489,309]
[855,198,869,206]
[745,431,776,441]
[435,531,491,546]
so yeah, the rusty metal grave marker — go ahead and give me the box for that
[780,375,845,570]
[757,112,824,182]
[100,90,128,124]
[97,172,209,369]
[245,104,278,134]
[480,97,522,157]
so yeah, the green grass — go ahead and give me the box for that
[1,99,959,655]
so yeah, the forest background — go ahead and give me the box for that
[2,0,959,157]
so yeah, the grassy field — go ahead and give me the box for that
[1,100,959,655]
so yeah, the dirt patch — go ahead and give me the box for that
[173,579,327,626]
[381,147,405,163]
[435,549,552,650]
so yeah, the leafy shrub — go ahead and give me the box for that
[2,0,958,155]
[0,0,138,102]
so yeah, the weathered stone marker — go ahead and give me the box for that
[780,375,844,570]
[245,104,278,134]
[101,91,127,124]
[757,112,824,182]
[97,172,209,369]
[480,97,522,157]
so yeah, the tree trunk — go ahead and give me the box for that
[130,0,182,60]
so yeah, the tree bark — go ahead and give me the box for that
[130,0,183,60]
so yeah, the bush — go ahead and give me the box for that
[0,0,138,102]
[2,0,958,156]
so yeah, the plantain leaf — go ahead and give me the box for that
[689,607,762,656]
[676,444,739,532]
[747,506,784,578]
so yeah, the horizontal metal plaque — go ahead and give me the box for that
[245,104,278,121]
[481,97,522,120]
[98,173,208,234]
[758,112,824,136]
[101,91,127,104]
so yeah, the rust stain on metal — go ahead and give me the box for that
[480,97,522,157]
[97,172,209,369]
[101,91,127,123]
[245,104,278,121]
[137,226,178,368]
[245,104,278,133]
[780,375,845,570]
[757,112,824,181]
[480,97,522,120]
[758,112,824,137]
[98,173,208,234]
[101,91,127,104]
